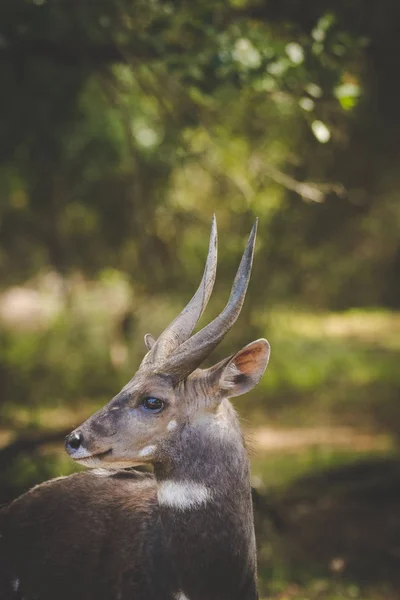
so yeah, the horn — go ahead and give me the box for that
[163,220,257,380]
[147,215,218,363]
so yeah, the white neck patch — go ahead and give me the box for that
[174,592,190,600]
[157,480,211,511]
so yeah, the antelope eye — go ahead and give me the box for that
[141,397,164,413]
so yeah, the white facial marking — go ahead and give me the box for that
[93,468,117,477]
[74,456,103,468]
[12,578,20,592]
[157,481,211,511]
[138,445,156,458]
[167,419,178,431]
[69,445,93,460]
[175,592,190,600]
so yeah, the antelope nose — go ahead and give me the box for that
[65,431,83,453]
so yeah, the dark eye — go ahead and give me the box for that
[142,397,164,413]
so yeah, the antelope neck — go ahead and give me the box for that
[154,403,258,600]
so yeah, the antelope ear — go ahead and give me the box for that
[144,333,156,350]
[218,339,270,398]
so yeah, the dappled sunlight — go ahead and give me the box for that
[276,310,400,350]
[1,278,399,437]
[251,426,391,454]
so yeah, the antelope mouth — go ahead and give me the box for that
[74,448,112,462]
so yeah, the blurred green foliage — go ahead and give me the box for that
[1,0,400,307]
[2,280,399,436]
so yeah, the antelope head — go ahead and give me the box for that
[65,217,270,469]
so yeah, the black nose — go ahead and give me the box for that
[65,431,83,453]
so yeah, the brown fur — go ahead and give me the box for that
[0,222,270,600]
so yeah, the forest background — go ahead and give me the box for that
[1,1,400,598]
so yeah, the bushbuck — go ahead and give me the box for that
[0,217,270,600]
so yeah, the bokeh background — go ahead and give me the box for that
[1,1,400,598]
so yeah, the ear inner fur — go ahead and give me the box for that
[215,339,270,398]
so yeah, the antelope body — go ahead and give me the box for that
[0,218,270,600]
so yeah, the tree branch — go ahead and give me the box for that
[0,37,165,67]
[0,428,71,469]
